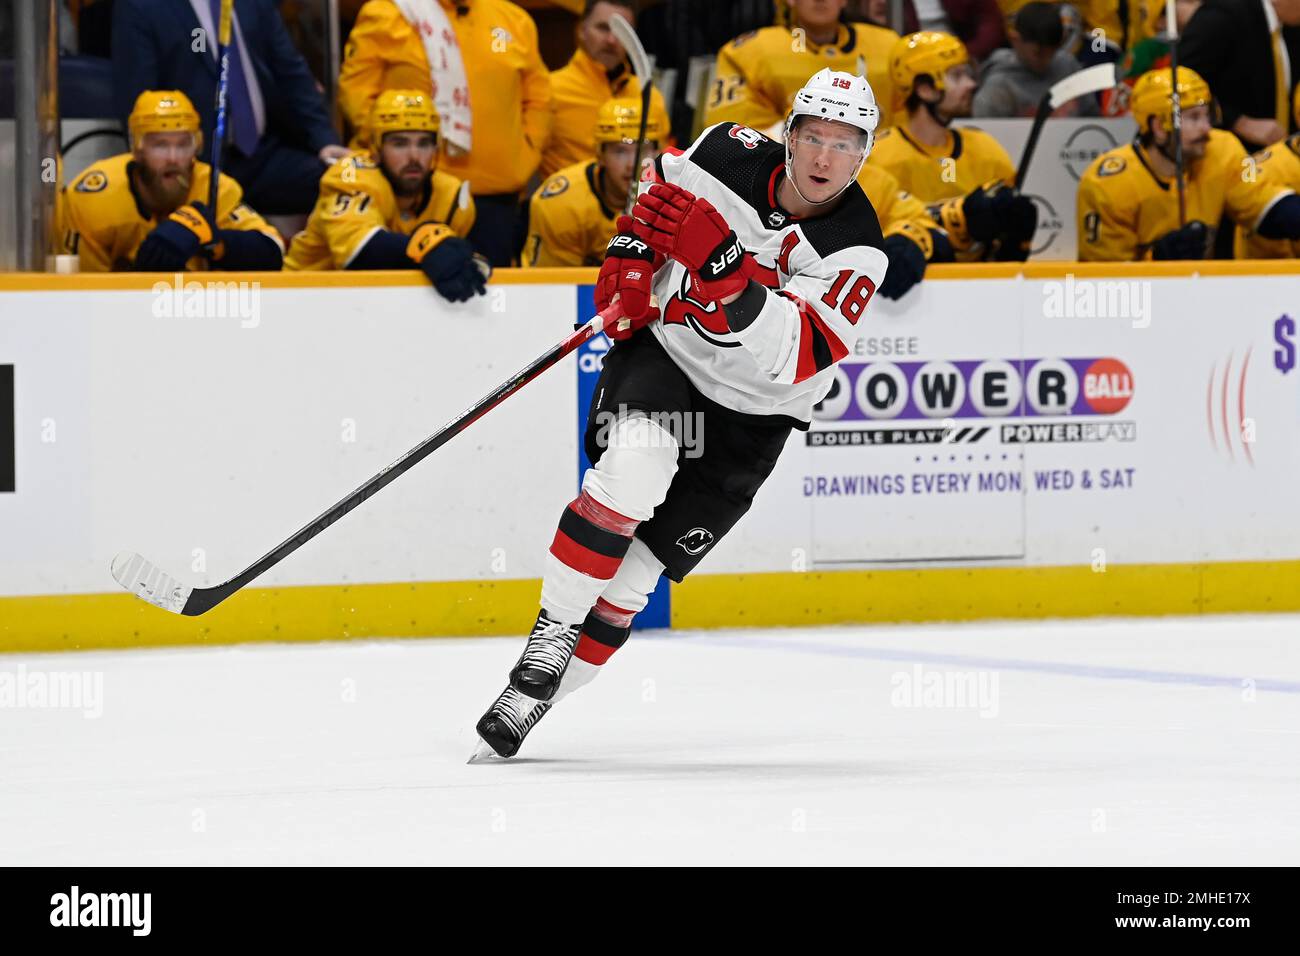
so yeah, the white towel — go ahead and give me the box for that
[394,0,473,155]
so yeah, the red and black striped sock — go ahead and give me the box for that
[575,598,635,665]
[547,491,638,600]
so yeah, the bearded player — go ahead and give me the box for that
[473,68,889,759]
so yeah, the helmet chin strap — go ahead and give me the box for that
[923,96,950,128]
[782,138,867,208]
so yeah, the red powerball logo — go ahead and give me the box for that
[1082,358,1133,414]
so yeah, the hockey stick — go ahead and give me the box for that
[1164,0,1186,225]
[207,0,234,213]
[609,15,654,216]
[1014,63,1117,189]
[112,303,627,617]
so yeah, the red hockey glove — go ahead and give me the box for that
[596,216,657,320]
[631,182,748,303]
[603,297,662,342]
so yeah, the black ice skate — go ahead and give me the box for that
[472,685,552,759]
[509,610,581,702]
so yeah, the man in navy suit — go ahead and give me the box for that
[112,0,350,216]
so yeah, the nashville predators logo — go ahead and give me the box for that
[540,176,569,198]
[1098,155,1126,178]
[676,527,714,555]
[75,170,108,193]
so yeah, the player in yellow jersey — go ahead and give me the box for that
[285,90,487,302]
[57,90,283,272]
[541,0,673,179]
[868,32,1038,262]
[1238,133,1300,258]
[1077,67,1300,261]
[856,161,948,298]
[705,0,899,135]
[522,98,664,268]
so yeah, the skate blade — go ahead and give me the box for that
[467,738,507,764]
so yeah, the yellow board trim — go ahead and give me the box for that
[0,578,542,654]
[670,559,1300,629]
[5,558,1300,654]
[3,261,1300,292]
[0,268,599,291]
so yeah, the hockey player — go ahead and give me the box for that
[474,68,889,758]
[285,90,488,302]
[522,98,664,268]
[57,90,284,273]
[856,162,948,299]
[1077,67,1300,261]
[704,0,899,135]
[868,32,1038,263]
[1237,132,1300,259]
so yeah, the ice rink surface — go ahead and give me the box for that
[2,614,1298,866]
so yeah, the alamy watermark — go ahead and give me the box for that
[1042,274,1151,329]
[0,664,103,718]
[591,405,705,459]
[890,664,999,718]
[50,886,150,936]
[151,274,261,328]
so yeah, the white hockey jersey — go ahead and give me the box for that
[643,122,889,425]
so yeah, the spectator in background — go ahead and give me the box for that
[285,90,488,302]
[524,97,664,267]
[637,0,777,143]
[1181,0,1300,150]
[541,0,672,179]
[57,90,284,272]
[112,0,348,218]
[974,2,1097,116]
[705,0,900,135]
[337,0,552,266]
[856,0,1008,61]
[1068,2,1138,61]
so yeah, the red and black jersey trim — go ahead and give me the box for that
[779,290,850,384]
[685,124,795,231]
[798,183,885,259]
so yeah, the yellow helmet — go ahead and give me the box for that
[889,32,969,100]
[594,97,662,147]
[369,89,440,142]
[1130,66,1212,135]
[128,90,202,151]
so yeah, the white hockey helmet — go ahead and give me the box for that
[782,68,880,205]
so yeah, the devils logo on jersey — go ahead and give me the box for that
[677,527,714,555]
[661,252,781,347]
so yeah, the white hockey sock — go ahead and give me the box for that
[539,415,678,623]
